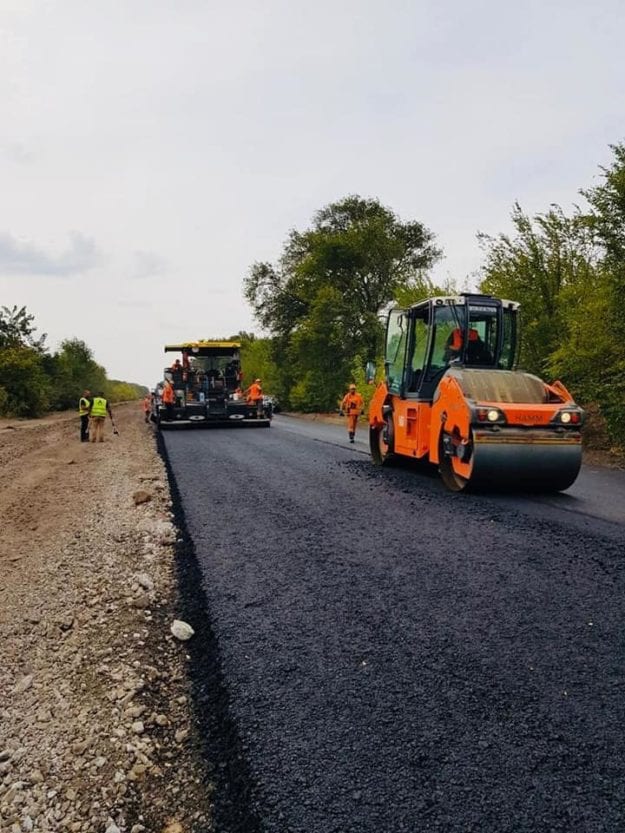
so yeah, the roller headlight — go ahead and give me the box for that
[555,410,582,425]
[475,406,505,424]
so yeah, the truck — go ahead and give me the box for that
[152,340,271,428]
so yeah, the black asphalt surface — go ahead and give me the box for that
[162,415,625,833]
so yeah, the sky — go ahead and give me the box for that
[1,0,624,386]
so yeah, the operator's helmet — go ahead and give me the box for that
[255,378,261,383]
[349,384,356,391]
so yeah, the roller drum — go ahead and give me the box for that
[469,428,582,491]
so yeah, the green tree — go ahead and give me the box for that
[0,306,49,416]
[0,346,50,417]
[105,380,147,402]
[477,160,625,448]
[582,143,625,329]
[49,339,107,410]
[244,195,441,409]
[0,305,47,351]
[0,306,147,418]
[478,203,599,376]
[238,336,281,393]
[548,266,625,445]
[578,143,625,443]
[287,286,352,411]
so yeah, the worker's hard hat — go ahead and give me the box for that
[349,384,356,390]
[255,378,261,382]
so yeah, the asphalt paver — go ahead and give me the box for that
[162,416,625,833]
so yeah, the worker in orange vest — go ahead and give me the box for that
[246,378,264,417]
[446,327,492,364]
[162,379,176,421]
[340,384,364,444]
[142,393,152,424]
[448,327,479,354]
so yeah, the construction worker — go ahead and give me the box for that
[142,393,152,424]
[445,327,491,364]
[162,378,176,421]
[446,327,478,358]
[246,378,263,417]
[170,358,182,372]
[89,392,113,443]
[340,384,364,444]
[78,389,91,442]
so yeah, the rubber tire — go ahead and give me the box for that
[370,417,395,466]
[438,431,471,492]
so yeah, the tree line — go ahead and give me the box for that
[242,144,625,450]
[0,306,146,417]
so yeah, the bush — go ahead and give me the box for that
[0,347,50,417]
[106,381,145,403]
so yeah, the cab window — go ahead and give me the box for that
[386,310,408,394]
[428,306,456,378]
[467,306,497,365]
[500,308,518,369]
[406,312,429,392]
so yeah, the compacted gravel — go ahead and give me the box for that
[0,405,213,833]
[162,416,625,833]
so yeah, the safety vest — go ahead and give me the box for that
[91,396,108,418]
[247,383,262,401]
[342,392,363,412]
[162,383,175,404]
[450,328,479,350]
[79,397,90,416]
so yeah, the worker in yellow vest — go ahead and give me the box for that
[89,393,113,443]
[78,389,91,442]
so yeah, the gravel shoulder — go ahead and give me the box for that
[0,405,213,833]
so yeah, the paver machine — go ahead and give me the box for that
[153,340,270,428]
[368,294,584,491]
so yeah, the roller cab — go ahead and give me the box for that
[369,294,583,491]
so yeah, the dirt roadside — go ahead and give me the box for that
[0,405,213,833]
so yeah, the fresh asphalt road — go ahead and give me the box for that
[162,415,625,833]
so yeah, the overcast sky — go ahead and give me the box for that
[1,0,623,386]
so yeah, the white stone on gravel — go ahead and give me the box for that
[13,674,33,694]
[170,620,194,641]
[135,573,154,592]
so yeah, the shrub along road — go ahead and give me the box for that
[161,415,625,833]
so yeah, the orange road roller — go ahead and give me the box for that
[368,293,584,491]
